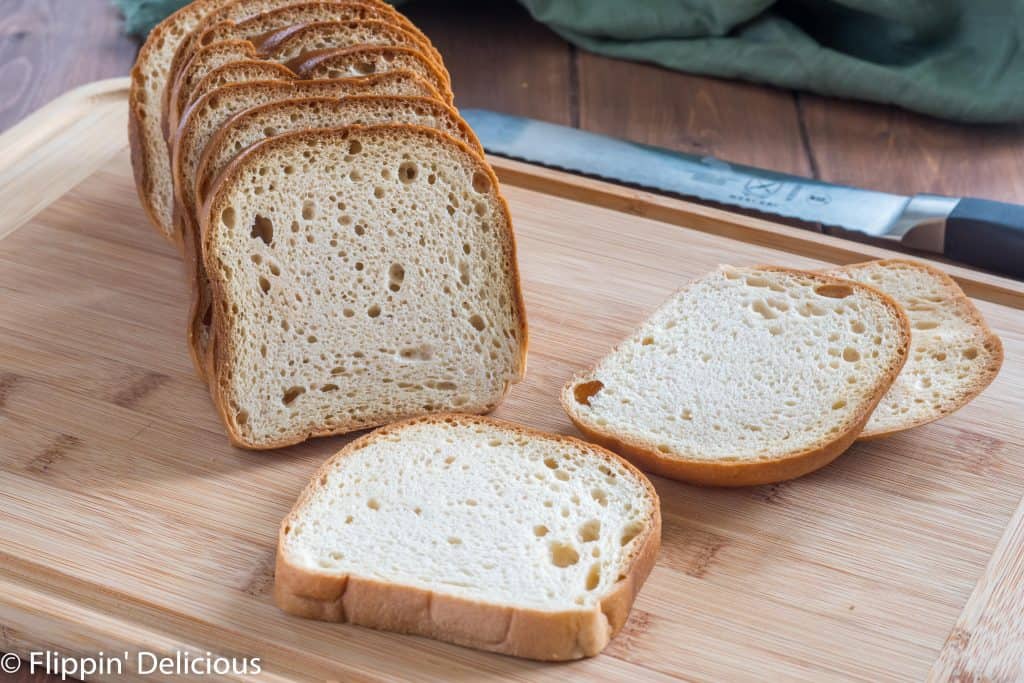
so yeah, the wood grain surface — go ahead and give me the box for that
[1,1,1023,680]
[0,78,1021,682]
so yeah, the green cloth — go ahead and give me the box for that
[114,0,1024,122]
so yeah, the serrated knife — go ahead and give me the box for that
[462,109,1024,280]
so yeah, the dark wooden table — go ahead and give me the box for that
[1,0,1022,680]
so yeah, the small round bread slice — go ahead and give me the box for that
[562,266,911,487]
[199,126,528,448]
[824,259,1003,439]
[275,414,660,661]
[187,95,484,381]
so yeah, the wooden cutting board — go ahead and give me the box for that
[1,79,1021,682]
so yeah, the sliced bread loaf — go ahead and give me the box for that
[198,126,527,448]
[561,266,911,486]
[824,259,1003,439]
[290,46,454,103]
[187,96,483,380]
[164,0,402,126]
[198,1,441,65]
[129,0,232,242]
[275,414,660,660]
[169,19,443,129]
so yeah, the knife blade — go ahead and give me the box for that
[462,109,1024,279]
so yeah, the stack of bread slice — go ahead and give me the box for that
[129,0,527,450]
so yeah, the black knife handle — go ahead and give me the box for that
[946,198,1024,279]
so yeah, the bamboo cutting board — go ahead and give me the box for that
[1,79,1022,682]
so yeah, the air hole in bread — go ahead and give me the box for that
[585,564,602,591]
[353,61,376,75]
[549,542,579,568]
[221,206,236,229]
[554,470,569,482]
[321,384,338,393]
[374,187,386,199]
[302,201,316,220]
[641,336,654,346]
[250,214,273,245]
[963,347,979,360]
[850,320,866,333]
[768,325,782,336]
[367,304,382,318]
[799,302,827,317]
[235,410,248,426]
[533,525,549,537]
[815,284,853,299]
[620,521,643,546]
[543,457,558,470]
[914,320,940,330]
[842,347,861,362]
[398,161,418,184]
[342,308,354,318]
[399,344,433,361]
[832,400,847,410]
[578,519,600,543]
[281,386,305,406]
[263,126,278,138]
[347,139,363,155]
[573,380,605,406]
[258,276,271,295]
[471,171,491,194]
[367,498,380,510]
[592,488,609,506]
[933,351,947,361]
[469,314,486,331]
[751,300,777,320]
[388,263,405,292]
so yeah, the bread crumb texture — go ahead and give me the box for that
[280,416,656,610]
[829,260,1002,437]
[564,266,909,463]
[206,126,524,447]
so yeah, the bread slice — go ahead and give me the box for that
[164,0,406,134]
[198,126,527,448]
[290,46,454,103]
[168,20,444,130]
[187,60,300,102]
[197,96,481,206]
[824,259,1003,439]
[275,414,660,660]
[198,0,443,66]
[188,63,441,120]
[561,266,911,486]
[187,96,484,380]
[129,0,233,242]
[258,19,443,68]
